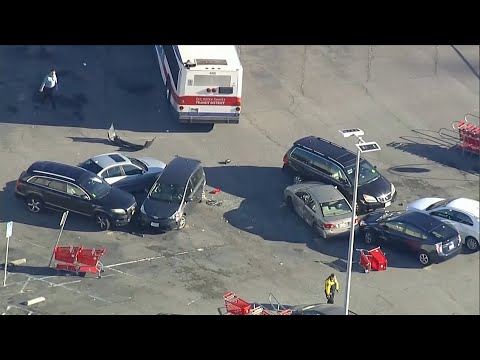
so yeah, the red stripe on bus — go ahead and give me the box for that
[177,96,240,106]
[162,63,240,106]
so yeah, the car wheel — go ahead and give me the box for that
[177,214,186,230]
[285,196,293,209]
[418,251,431,266]
[465,236,479,252]
[26,195,44,213]
[78,272,87,278]
[95,213,111,231]
[364,230,376,245]
[293,175,302,184]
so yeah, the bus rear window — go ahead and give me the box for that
[194,75,231,87]
[218,87,233,94]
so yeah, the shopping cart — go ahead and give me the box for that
[223,292,292,315]
[452,114,480,156]
[356,247,387,273]
[54,246,106,278]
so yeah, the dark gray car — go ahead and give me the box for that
[139,156,206,231]
[284,182,357,238]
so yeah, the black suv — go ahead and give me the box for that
[282,136,397,212]
[139,156,206,231]
[15,161,137,231]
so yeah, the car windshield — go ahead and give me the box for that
[320,199,352,217]
[127,157,147,171]
[344,160,380,186]
[78,176,111,199]
[426,199,450,211]
[149,181,185,203]
[79,159,103,175]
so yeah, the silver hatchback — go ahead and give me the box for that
[284,182,357,239]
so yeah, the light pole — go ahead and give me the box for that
[339,128,381,315]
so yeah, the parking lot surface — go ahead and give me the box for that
[0,45,478,315]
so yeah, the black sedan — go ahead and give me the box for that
[358,210,462,266]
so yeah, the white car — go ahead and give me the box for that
[406,197,480,252]
[79,153,166,194]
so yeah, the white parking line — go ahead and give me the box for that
[187,297,202,306]
[16,239,51,251]
[105,251,190,269]
[52,280,82,287]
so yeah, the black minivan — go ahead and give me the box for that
[283,136,397,213]
[139,156,206,231]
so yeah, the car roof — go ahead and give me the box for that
[447,198,479,218]
[299,183,345,203]
[87,153,130,169]
[158,156,202,186]
[395,211,445,232]
[293,136,358,166]
[27,161,91,182]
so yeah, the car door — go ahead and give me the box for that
[302,194,318,227]
[183,180,195,213]
[429,209,470,240]
[379,220,406,249]
[327,162,353,200]
[450,210,475,240]
[306,153,333,184]
[118,164,146,193]
[293,191,309,218]
[44,179,70,211]
[189,167,205,204]
[289,148,324,182]
[66,183,94,216]
[400,223,427,254]
[100,165,126,185]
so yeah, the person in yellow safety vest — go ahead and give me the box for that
[324,273,339,304]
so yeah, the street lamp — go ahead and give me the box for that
[339,128,381,315]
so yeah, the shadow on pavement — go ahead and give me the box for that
[205,165,311,244]
[3,265,66,277]
[387,135,479,175]
[0,45,214,133]
[0,181,100,233]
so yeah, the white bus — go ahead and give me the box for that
[154,45,243,124]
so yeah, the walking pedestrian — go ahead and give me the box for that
[39,69,58,110]
[324,273,339,304]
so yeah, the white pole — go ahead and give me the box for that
[344,144,362,315]
[3,235,10,287]
[49,211,69,267]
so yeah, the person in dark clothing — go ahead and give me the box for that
[39,70,58,110]
[324,273,339,304]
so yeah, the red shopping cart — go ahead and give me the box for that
[54,246,106,278]
[357,247,388,273]
[453,114,480,156]
[223,292,292,315]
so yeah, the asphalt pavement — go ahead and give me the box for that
[0,45,478,315]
